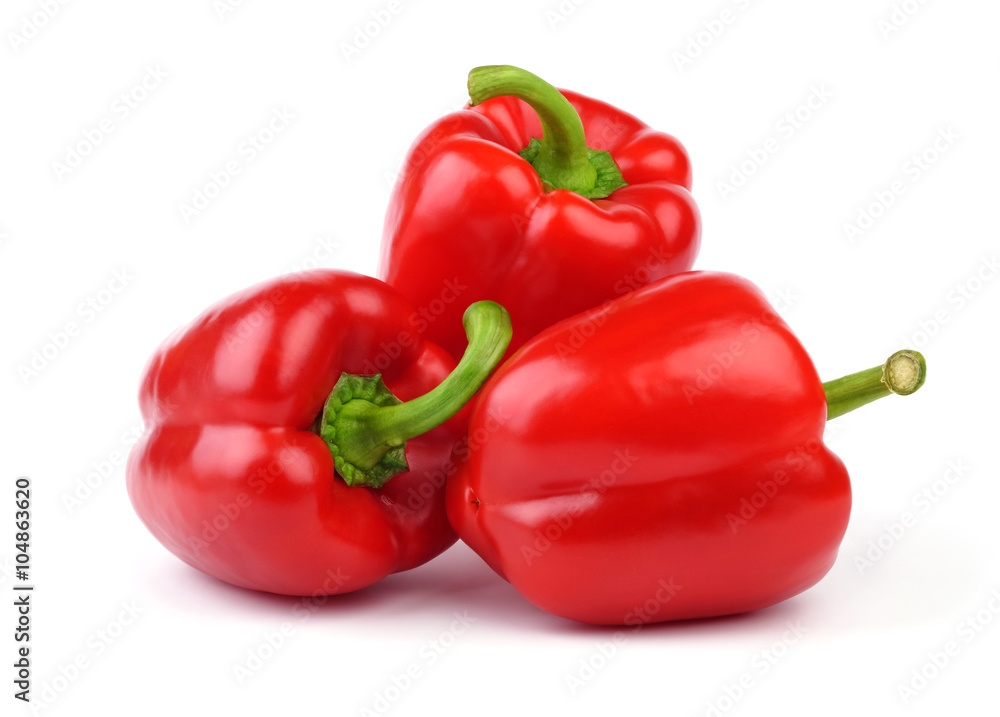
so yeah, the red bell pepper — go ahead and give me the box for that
[126,270,511,596]
[447,272,926,624]
[379,64,701,360]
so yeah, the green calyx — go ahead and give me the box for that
[468,65,627,200]
[318,301,512,489]
[319,374,409,489]
[823,350,927,421]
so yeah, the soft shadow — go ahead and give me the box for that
[539,594,817,640]
[143,543,825,638]
[143,542,538,624]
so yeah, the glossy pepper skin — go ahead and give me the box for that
[380,65,700,361]
[447,272,924,625]
[127,270,492,596]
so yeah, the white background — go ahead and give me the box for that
[3,0,998,715]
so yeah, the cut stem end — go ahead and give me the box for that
[882,350,926,396]
[823,349,927,421]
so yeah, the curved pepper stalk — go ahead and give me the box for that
[468,65,627,199]
[320,301,512,488]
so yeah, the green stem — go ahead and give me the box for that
[319,301,511,488]
[467,65,627,200]
[824,350,927,420]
